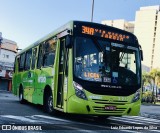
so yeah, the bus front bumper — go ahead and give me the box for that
[67,95,141,116]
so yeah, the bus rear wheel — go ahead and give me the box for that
[19,87,26,104]
[44,92,56,115]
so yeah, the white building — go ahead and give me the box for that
[101,19,134,33]
[134,5,160,69]
[0,37,18,91]
[0,39,17,64]
[142,64,150,72]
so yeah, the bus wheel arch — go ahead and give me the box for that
[43,85,55,114]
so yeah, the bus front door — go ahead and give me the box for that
[56,39,66,109]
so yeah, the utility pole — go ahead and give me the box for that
[0,32,2,47]
[0,32,3,53]
[91,0,94,22]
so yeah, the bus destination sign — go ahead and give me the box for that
[82,25,130,42]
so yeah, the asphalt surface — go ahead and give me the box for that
[140,104,160,120]
[0,90,160,133]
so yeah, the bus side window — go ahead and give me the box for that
[24,49,32,70]
[31,48,37,69]
[43,39,56,67]
[19,53,25,71]
[16,56,20,72]
[37,44,43,69]
[14,56,19,73]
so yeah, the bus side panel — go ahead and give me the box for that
[32,67,53,105]
[12,74,16,95]
[32,69,43,105]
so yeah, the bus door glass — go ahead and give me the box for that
[57,39,66,108]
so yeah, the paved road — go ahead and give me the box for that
[140,104,160,119]
[0,91,160,133]
[0,90,46,116]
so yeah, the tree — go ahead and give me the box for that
[149,68,160,103]
[142,72,152,93]
[155,76,160,101]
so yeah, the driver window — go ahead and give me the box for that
[119,51,136,74]
[43,39,56,67]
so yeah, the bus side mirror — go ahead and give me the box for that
[65,35,72,48]
[140,50,143,61]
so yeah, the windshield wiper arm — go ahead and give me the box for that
[92,38,104,52]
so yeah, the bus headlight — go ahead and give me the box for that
[131,89,141,103]
[73,81,88,100]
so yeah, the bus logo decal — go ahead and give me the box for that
[38,76,46,83]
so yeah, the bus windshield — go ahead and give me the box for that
[74,36,140,86]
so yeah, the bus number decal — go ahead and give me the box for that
[82,26,130,42]
[118,97,129,101]
[82,26,94,35]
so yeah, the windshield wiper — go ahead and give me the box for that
[92,38,104,52]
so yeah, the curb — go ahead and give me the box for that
[142,103,160,106]
[0,90,12,93]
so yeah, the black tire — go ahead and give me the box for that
[19,87,25,104]
[44,92,56,115]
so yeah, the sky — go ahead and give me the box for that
[0,0,160,49]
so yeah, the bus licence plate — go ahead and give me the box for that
[105,106,116,111]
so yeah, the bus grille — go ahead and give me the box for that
[92,99,128,105]
[92,106,126,114]
[91,99,128,114]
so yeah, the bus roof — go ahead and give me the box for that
[17,20,139,55]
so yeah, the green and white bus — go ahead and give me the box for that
[12,21,143,117]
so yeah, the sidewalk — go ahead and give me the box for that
[0,90,12,93]
[0,90,17,101]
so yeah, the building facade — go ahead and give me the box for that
[134,5,160,69]
[101,19,134,33]
[142,64,150,72]
[0,37,18,91]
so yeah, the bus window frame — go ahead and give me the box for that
[31,47,37,70]
[19,52,26,72]
[37,43,44,69]
[14,55,20,73]
[42,40,56,68]
[24,49,32,71]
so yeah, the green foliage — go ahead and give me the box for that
[142,91,152,98]
[142,91,154,103]
[149,69,160,84]
[142,68,160,103]
[142,72,151,86]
